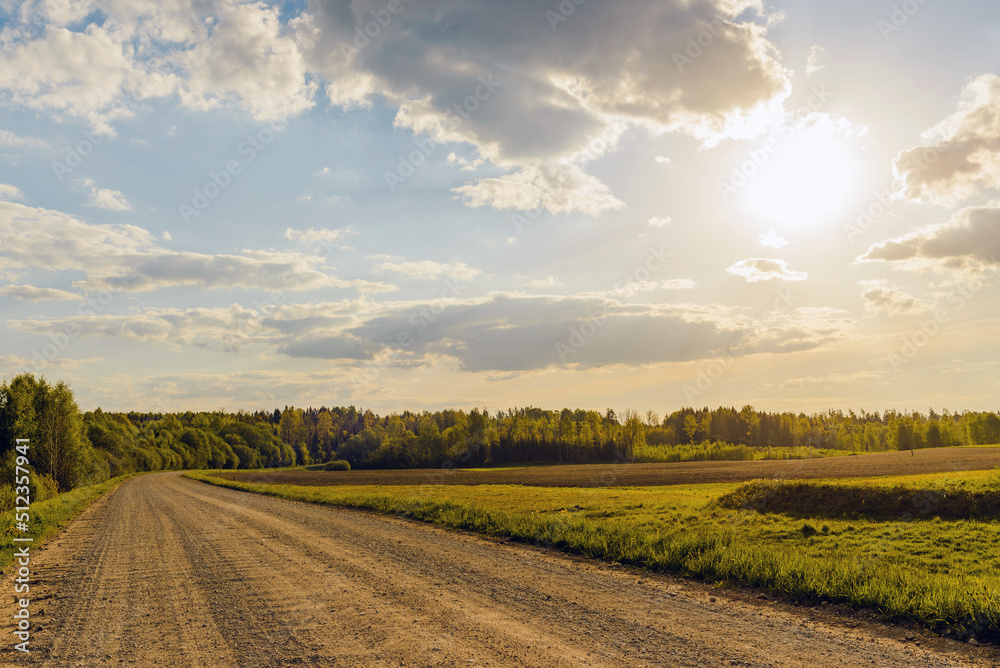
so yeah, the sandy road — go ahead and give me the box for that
[1,473,997,667]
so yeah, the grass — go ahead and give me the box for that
[0,474,136,572]
[716,476,1000,521]
[633,442,854,463]
[187,468,1000,643]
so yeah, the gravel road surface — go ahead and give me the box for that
[2,473,997,667]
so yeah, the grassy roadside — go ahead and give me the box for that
[187,470,1000,643]
[0,474,137,572]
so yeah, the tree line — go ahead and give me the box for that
[2,373,999,501]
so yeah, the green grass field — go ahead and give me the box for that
[189,467,1000,643]
[0,474,135,573]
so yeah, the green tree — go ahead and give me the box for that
[618,409,646,460]
[3,376,94,491]
[279,407,310,465]
[0,374,40,450]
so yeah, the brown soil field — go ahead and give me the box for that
[219,446,1000,488]
[2,472,996,667]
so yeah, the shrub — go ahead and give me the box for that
[324,460,351,472]
[801,523,818,537]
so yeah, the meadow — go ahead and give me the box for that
[0,474,135,572]
[190,455,1000,644]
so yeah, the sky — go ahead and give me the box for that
[0,0,999,416]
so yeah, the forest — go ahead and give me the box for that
[2,373,999,503]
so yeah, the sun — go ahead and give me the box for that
[741,118,864,228]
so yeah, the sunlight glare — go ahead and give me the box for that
[742,120,862,227]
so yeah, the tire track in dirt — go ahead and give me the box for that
[2,473,997,667]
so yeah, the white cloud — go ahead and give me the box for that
[0,284,80,301]
[8,291,856,375]
[0,130,48,150]
[302,0,789,214]
[0,354,99,372]
[780,370,879,391]
[176,1,316,120]
[726,258,808,282]
[0,2,790,214]
[648,216,672,228]
[806,45,825,74]
[857,206,1000,278]
[858,280,931,316]
[654,156,672,165]
[0,201,392,294]
[663,279,696,290]
[76,179,132,211]
[0,24,154,133]
[0,184,25,202]
[12,305,268,353]
[758,228,788,249]
[374,260,481,282]
[453,162,625,216]
[284,227,345,245]
[281,294,854,371]
[526,276,561,288]
[894,74,1000,204]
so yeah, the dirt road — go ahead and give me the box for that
[2,473,997,667]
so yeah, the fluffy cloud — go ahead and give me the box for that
[0,201,392,293]
[859,280,930,315]
[452,163,624,216]
[857,206,1000,277]
[0,130,49,150]
[284,227,346,244]
[805,45,825,75]
[374,260,481,281]
[11,292,855,373]
[663,279,696,290]
[1,1,789,214]
[779,370,878,391]
[893,74,1000,204]
[758,228,788,249]
[0,184,24,201]
[726,258,808,282]
[278,294,853,372]
[13,305,266,353]
[176,1,317,119]
[0,284,80,301]
[76,179,132,211]
[294,0,790,214]
[0,25,137,131]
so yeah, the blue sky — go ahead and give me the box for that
[0,0,998,414]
